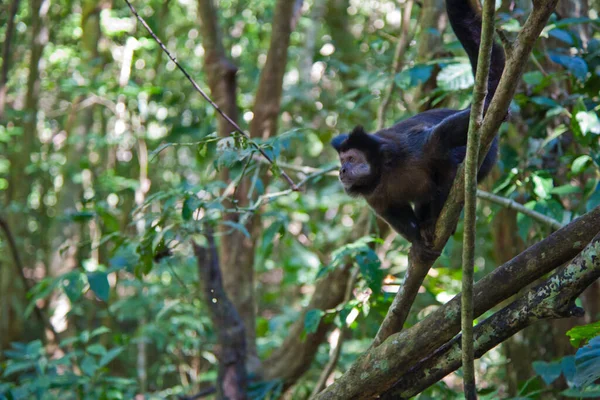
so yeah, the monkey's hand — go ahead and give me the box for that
[409,242,441,264]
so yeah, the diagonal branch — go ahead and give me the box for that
[314,206,600,399]
[385,232,600,399]
[193,234,247,400]
[124,0,298,190]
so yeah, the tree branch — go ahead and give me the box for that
[193,233,247,400]
[461,0,496,394]
[250,0,298,140]
[385,232,600,399]
[376,0,415,130]
[314,206,600,399]
[0,0,20,119]
[477,189,564,230]
[124,0,298,190]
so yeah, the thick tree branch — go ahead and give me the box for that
[461,0,496,394]
[124,0,298,190]
[193,235,247,400]
[370,0,560,350]
[0,0,20,119]
[314,206,600,399]
[477,189,564,230]
[196,0,261,371]
[249,0,297,140]
[385,232,600,399]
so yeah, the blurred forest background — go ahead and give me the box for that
[1,0,600,398]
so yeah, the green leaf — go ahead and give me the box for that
[88,272,110,302]
[396,65,434,90]
[532,174,553,199]
[531,96,559,108]
[356,249,384,293]
[549,28,574,45]
[80,355,99,376]
[90,326,111,338]
[561,387,600,398]
[574,336,600,388]
[260,220,285,257]
[62,272,86,302]
[587,184,600,212]
[576,111,600,136]
[523,71,544,86]
[303,309,324,335]
[551,185,582,196]
[69,210,95,222]
[99,346,124,367]
[222,220,250,238]
[550,53,588,81]
[532,360,563,385]
[571,98,588,139]
[567,322,600,348]
[572,155,592,174]
[437,63,474,91]
[2,361,35,377]
[86,344,106,356]
[182,196,200,221]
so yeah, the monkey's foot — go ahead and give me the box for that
[419,222,436,247]
[409,243,441,264]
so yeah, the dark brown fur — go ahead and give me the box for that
[331,0,506,258]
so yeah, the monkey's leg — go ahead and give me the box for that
[416,185,453,245]
[383,205,441,262]
[382,205,422,244]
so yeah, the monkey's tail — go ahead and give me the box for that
[445,0,505,100]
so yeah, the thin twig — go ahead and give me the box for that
[124,0,299,191]
[477,190,564,230]
[236,165,338,212]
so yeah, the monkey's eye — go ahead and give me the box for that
[348,156,355,163]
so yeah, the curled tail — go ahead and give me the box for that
[446,0,505,100]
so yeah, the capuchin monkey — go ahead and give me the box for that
[331,0,505,261]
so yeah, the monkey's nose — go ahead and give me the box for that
[340,167,346,175]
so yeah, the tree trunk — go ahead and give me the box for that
[1,0,51,351]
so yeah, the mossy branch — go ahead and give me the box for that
[461,0,496,395]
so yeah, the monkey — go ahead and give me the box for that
[331,0,506,261]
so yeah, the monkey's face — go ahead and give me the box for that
[338,148,372,194]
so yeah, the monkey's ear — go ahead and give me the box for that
[331,134,349,152]
[347,126,382,152]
